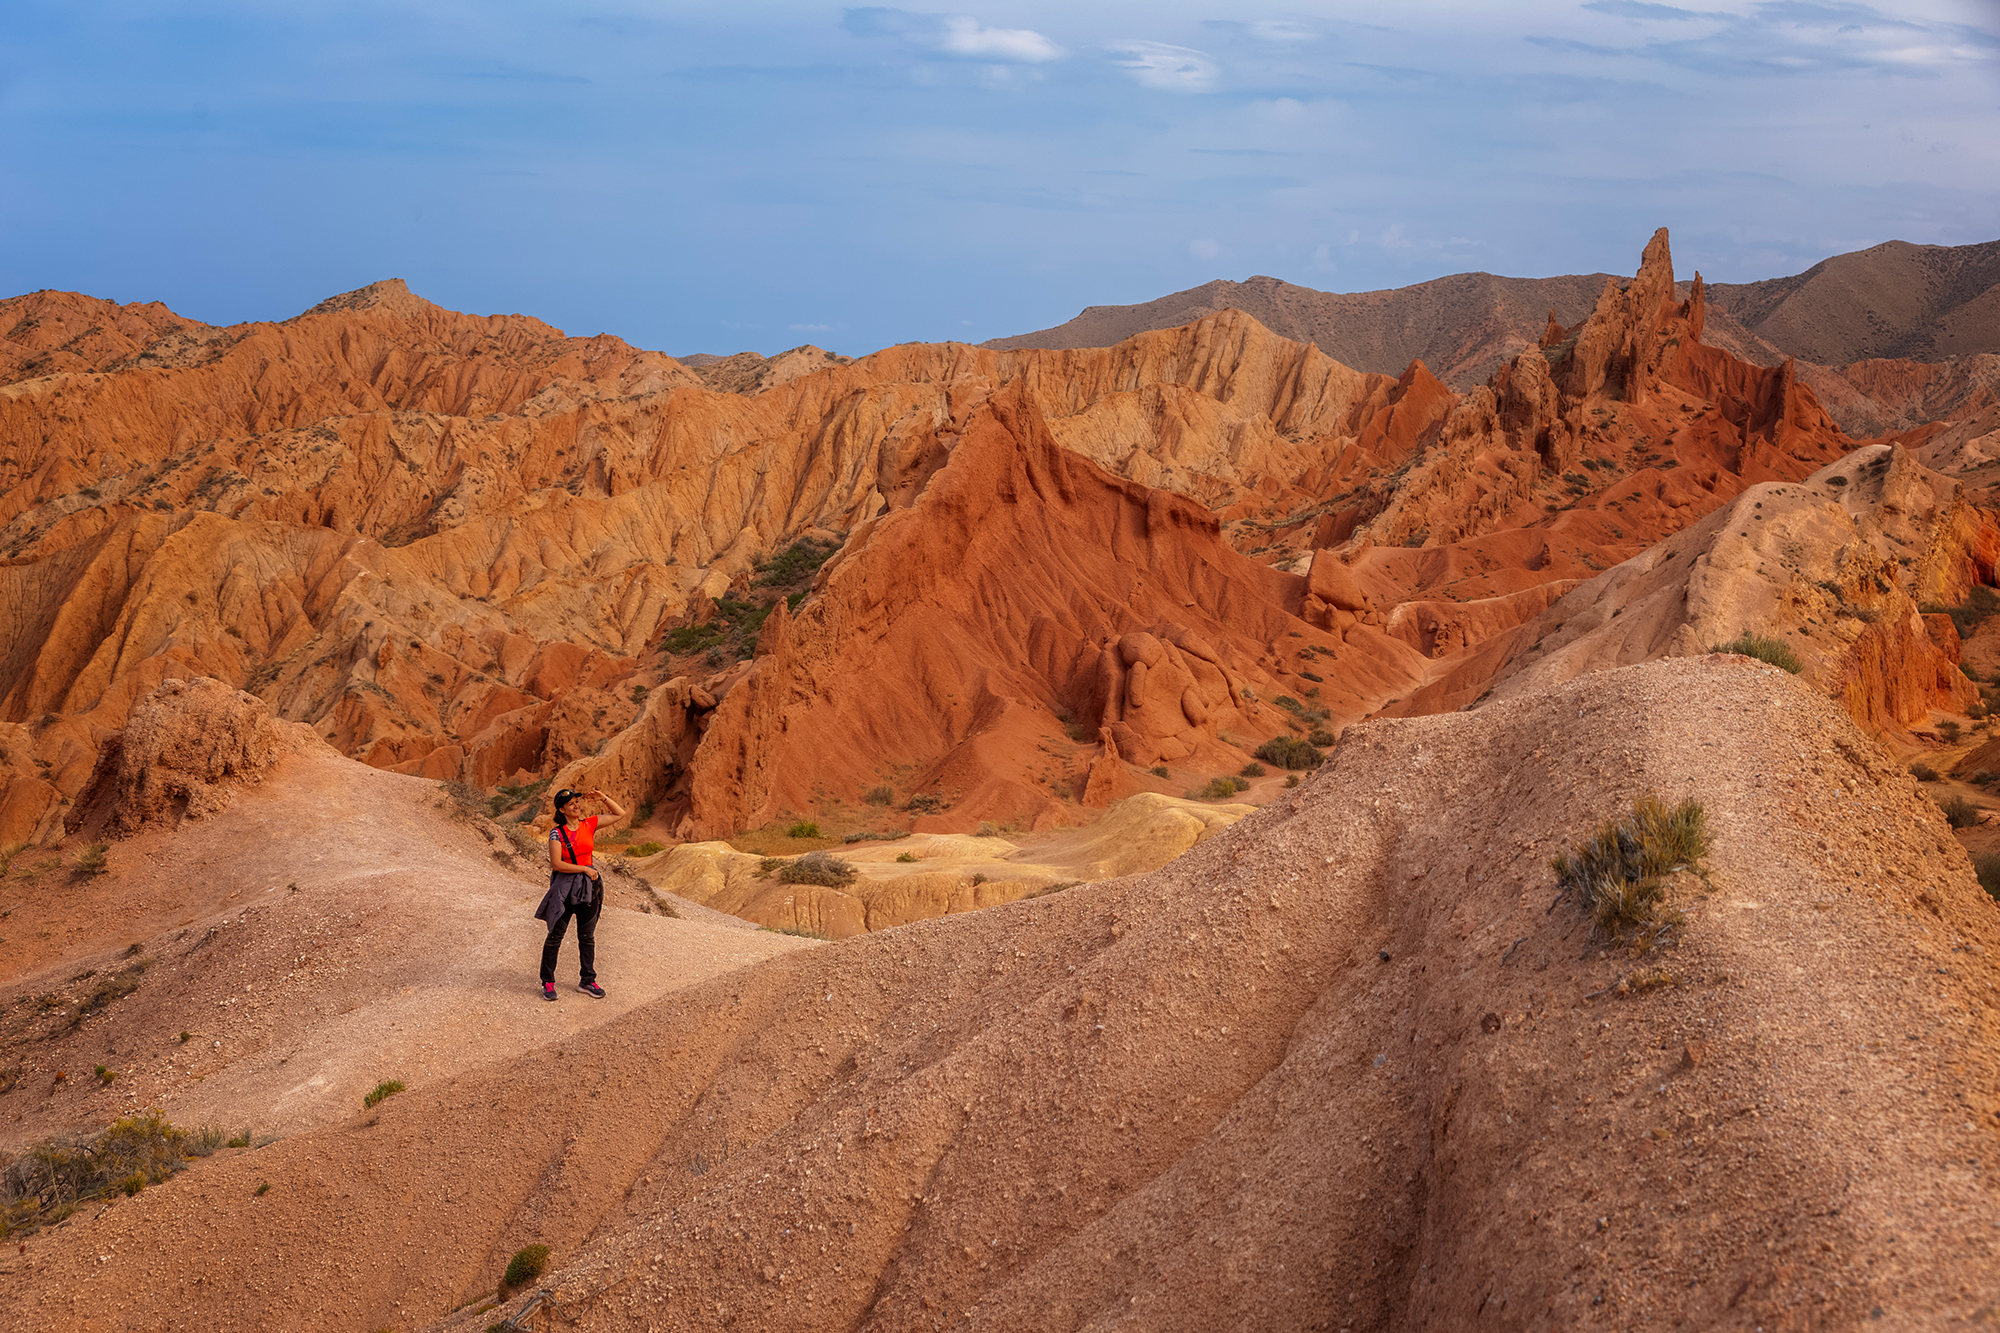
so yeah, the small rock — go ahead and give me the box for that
[1683,1040,1708,1071]
[1377,950,1391,963]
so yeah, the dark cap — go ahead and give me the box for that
[553,788,581,809]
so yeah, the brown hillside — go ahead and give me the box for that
[1705,238,2000,366]
[3,659,1996,1331]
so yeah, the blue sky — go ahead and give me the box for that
[3,1,1996,355]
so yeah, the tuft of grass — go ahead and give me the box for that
[975,821,999,837]
[622,841,665,858]
[255,1181,270,1197]
[1549,795,1710,950]
[1240,761,1266,778]
[1254,736,1324,770]
[777,851,857,888]
[785,820,822,839]
[1911,763,1940,782]
[1936,793,1980,830]
[72,843,109,879]
[764,924,831,939]
[1149,765,1169,778]
[503,1243,551,1288]
[225,1130,251,1148]
[863,785,894,806]
[362,1080,405,1110]
[895,851,917,863]
[1709,631,1802,674]
[1973,853,2000,903]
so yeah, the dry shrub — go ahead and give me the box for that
[1254,736,1323,770]
[1550,795,1710,950]
[778,851,857,888]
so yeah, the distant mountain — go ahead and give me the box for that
[983,271,1616,389]
[1703,238,2000,366]
[986,238,2000,390]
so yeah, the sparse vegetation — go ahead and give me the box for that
[1254,736,1324,770]
[1,1112,218,1237]
[1240,761,1266,778]
[1307,728,1336,747]
[1709,631,1803,673]
[755,539,837,588]
[1549,795,1710,950]
[1911,763,1940,782]
[94,1065,115,1086]
[905,793,946,814]
[1921,585,2000,641]
[1936,793,1980,830]
[896,851,917,863]
[484,772,548,816]
[1149,765,1169,778]
[975,821,999,837]
[1194,776,1249,800]
[622,841,664,858]
[1973,853,2000,903]
[777,851,857,888]
[785,820,822,839]
[73,843,109,879]
[1284,775,1300,788]
[864,785,894,806]
[1939,719,1963,744]
[503,1243,551,1289]
[362,1080,405,1109]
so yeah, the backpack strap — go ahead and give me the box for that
[557,825,581,867]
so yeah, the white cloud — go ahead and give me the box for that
[1189,238,1220,260]
[1249,20,1317,42]
[1108,41,1220,92]
[939,17,1064,62]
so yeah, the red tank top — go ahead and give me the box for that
[554,814,598,867]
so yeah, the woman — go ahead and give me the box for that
[533,786,625,1001]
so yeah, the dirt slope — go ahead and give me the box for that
[0,681,809,1154]
[3,657,1995,1332]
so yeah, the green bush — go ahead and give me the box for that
[1255,736,1323,770]
[785,820,822,839]
[863,785,894,806]
[1240,761,1266,778]
[1195,777,1244,800]
[1307,728,1336,747]
[1283,774,1300,788]
[1710,632,1803,674]
[754,540,837,587]
[1149,765,1169,778]
[622,842,665,858]
[503,1243,550,1288]
[896,851,917,863]
[778,851,857,888]
[1549,795,1710,948]
[363,1080,405,1109]
[1911,763,1940,782]
[1939,720,1962,744]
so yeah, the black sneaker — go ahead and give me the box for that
[542,982,557,1002]
[578,981,605,998]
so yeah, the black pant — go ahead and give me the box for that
[540,897,601,985]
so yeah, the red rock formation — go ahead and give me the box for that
[674,384,1325,838]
